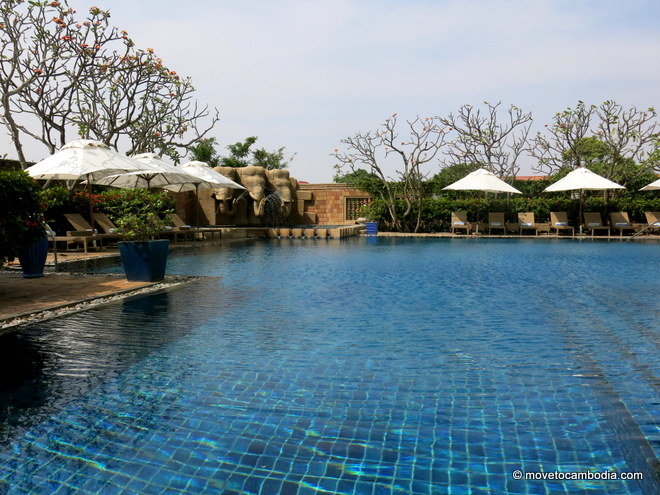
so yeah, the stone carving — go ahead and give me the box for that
[266,169,294,217]
[212,166,242,217]
[207,165,313,226]
[237,166,268,217]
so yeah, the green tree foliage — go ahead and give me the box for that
[41,186,174,234]
[252,146,295,170]
[189,138,220,167]
[644,137,659,172]
[0,171,45,262]
[560,137,657,191]
[221,137,257,168]
[219,136,294,169]
[333,168,386,197]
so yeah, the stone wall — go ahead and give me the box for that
[298,183,372,225]
[172,182,372,227]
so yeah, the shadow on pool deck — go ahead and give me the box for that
[0,272,151,322]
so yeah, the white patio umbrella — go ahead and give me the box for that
[442,168,521,233]
[95,153,201,190]
[164,161,244,225]
[26,139,148,231]
[639,178,660,191]
[543,167,625,227]
[442,168,522,194]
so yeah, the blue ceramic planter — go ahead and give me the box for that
[18,238,48,278]
[118,239,169,282]
[365,222,378,236]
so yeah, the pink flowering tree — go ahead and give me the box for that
[0,0,218,167]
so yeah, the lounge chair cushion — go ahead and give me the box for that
[453,221,465,225]
[554,222,567,226]
[490,222,502,226]
[521,222,533,227]
[587,222,601,227]
[614,222,629,227]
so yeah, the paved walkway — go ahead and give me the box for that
[0,273,149,320]
[378,232,660,239]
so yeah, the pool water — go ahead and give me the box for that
[0,238,658,494]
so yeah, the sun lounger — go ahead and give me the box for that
[582,212,610,237]
[610,212,642,237]
[64,213,100,232]
[92,213,121,234]
[517,212,539,236]
[45,224,101,254]
[488,213,506,235]
[94,211,189,243]
[167,213,222,240]
[643,212,660,233]
[450,212,471,235]
[549,212,575,236]
[64,213,116,246]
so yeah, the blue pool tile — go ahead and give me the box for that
[0,239,657,495]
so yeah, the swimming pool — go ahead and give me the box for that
[0,238,658,494]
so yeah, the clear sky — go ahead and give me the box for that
[6,0,660,182]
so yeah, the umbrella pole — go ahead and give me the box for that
[195,183,200,226]
[88,178,95,233]
[579,190,584,234]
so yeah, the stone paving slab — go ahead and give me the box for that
[0,273,149,320]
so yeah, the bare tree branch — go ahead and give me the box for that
[530,101,595,174]
[440,101,532,179]
[595,100,658,177]
[333,114,448,232]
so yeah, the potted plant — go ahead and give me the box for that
[0,171,48,277]
[115,213,169,282]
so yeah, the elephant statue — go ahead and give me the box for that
[266,169,295,217]
[212,166,242,217]
[237,166,268,217]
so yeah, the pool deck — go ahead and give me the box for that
[378,232,660,240]
[0,271,203,332]
[0,272,148,319]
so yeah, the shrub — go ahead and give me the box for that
[41,187,175,233]
[364,194,660,232]
[95,189,175,222]
[115,213,165,242]
[0,171,46,263]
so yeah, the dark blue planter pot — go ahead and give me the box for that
[365,222,378,236]
[18,238,48,278]
[118,239,170,282]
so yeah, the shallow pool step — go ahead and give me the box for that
[266,226,365,238]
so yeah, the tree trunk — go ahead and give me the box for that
[2,96,28,168]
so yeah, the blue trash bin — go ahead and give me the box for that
[365,222,378,236]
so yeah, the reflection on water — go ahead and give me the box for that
[0,279,223,446]
[0,238,658,494]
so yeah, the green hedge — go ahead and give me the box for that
[363,194,660,232]
[0,171,46,262]
[41,187,175,234]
